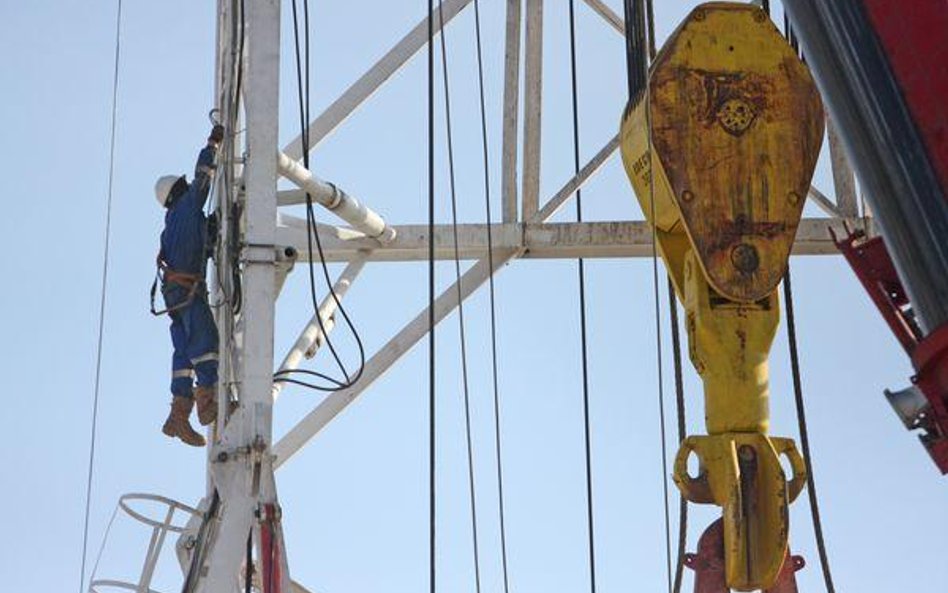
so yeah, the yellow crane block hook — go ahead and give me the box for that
[619,3,823,590]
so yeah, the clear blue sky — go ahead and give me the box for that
[1,1,945,592]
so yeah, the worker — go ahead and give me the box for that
[153,124,225,447]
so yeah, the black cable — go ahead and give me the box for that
[296,0,349,381]
[643,7,685,591]
[303,0,368,388]
[471,2,511,590]
[645,0,657,60]
[623,0,673,588]
[567,2,598,592]
[436,5,483,591]
[79,3,121,593]
[667,278,687,593]
[427,0,437,591]
[222,0,245,315]
[245,531,253,593]
[281,0,367,392]
[622,0,649,103]
[783,268,836,593]
[649,134,674,593]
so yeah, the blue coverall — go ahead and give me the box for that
[160,145,219,398]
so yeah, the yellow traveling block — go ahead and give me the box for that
[619,3,823,590]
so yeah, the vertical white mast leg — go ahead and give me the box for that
[197,0,287,591]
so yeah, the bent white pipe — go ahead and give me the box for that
[277,152,396,243]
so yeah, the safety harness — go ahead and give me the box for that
[150,254,204,316]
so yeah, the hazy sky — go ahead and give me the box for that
[1,1,945,592]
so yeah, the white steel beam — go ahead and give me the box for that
[502,0,522,223]
[270,114,852,466]
[282,0,475,159]
[536,133,619,221]
[828,119,859,217]
[275,218,857,262]
[200,0,286,591]
[521,0,544,219]
[273,249,520,467]
[582,0,624,34]
[277,152,396,243]
[807,185,843,218]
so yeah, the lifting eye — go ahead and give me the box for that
[687,450,702,480]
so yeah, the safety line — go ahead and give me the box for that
[436,3,483,590]
[87,503,120,589]
[427,0,437,590]
[566,2,598,592]
[79,3,122,593]
[783,268,837,593]
[471,1,512,590]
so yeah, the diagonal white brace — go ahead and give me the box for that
[272,255,369,402]
[282,0,475,159]
[582,0,624,34]
[273,249,520,468]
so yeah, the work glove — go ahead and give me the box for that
[208,124,225,145]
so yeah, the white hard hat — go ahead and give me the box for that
[155,175,182,207]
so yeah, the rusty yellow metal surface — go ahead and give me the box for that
[674,433,806,590]
[653,3,823,303]
[683,251,777,435]
[619,3,824,591]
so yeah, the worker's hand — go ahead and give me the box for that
[208,124,225,146]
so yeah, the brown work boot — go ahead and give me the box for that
[161,396,206,447]
[195,385,238,426]
[194,385,217,426]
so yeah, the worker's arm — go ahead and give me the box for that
[191,125,224,210]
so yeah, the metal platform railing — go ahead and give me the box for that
[88,493,201,593]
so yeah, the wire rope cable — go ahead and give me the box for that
[277,0,367,392]
[783,268,836,592]
[427,0,437,590]
[436,4,483,590]
[567,2,598,591]
[79,3,122,592]
[470,2,512,590]
[667,278,688,593]
[644,6,690,591]
[623,0,674,589]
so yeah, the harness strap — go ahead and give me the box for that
[150,256,205,316]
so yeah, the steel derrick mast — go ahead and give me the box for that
[85,2,878,592]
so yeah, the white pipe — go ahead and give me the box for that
[272,255,368,401]
[277,152,396,243]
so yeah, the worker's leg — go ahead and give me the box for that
[186,294,219,387]
[185,293,222,426]
[160,286,204,447]
[169,312,195,397]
